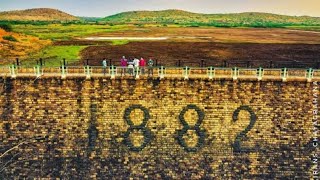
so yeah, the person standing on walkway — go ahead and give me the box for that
[120,56,128,76]
[102,58,107,75]
[133,57,140,76]
[139,57,146,75]
[127,58,134,76]
[148,58,154,76]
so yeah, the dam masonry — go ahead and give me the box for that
[0,66,319,179]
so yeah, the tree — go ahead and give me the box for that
[0,23,13,32]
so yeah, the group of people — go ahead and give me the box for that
[102,56,154,76]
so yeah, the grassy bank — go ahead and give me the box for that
[13,24,129,40]
[23,45,86,66]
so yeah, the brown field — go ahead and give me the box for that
[87,27,320,44]
[56,27,320,68]
[77,42,320,67]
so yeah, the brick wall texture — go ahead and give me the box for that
[0,77,318,179]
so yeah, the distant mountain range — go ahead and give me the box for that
[1,8,320,27]
[0,8,79,21]
[101,9,320,27]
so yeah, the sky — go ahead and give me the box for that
[0,0,320,17]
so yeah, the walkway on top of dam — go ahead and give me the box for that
[0,65,320,82]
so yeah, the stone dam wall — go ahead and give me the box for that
[0,77,318,179]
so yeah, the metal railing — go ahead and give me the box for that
[0,65,319,82]
[262,68,283,80]
[238,68,258,79]
[214,68,233,79]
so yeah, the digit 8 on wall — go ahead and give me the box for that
[123,104,152,152]
[176,104,206,152]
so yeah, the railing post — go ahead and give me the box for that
[184,66,189,80]
[61,64,66,79]
[159,66,165,79]
[16,58,20,67]
[307,68,314,82]
[232,67,238,80]
[201,60,205,67]
[269,61,273,68]
[281,68,287,82]
[35,65,42,78]
[257,67,263,81]
[111,65,116,79]
[223,60,227,67]
[39,58,43,66]
[85,65,91,79]
[208,66,214,79]
[9,64,16,78]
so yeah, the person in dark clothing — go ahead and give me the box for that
[148,58,154,76]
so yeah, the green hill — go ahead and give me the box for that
[101,9,320,27]
[0,8,80,21]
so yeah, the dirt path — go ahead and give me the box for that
[84,37,168,40]
[285,29,320,34]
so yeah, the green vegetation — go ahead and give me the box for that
[23,45,87,67]
[3,35,17,41]
[1,8,320,28]
[102,10,320,28]
[111,40,129,45]
[12,24,129,40]
[0,23,13,31]
[2,8,320,29]
[78,16,102,22]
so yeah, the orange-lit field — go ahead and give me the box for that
[0,29,50,64]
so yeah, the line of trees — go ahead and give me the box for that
[1,19,320,28]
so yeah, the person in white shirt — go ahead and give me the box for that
[127,58,134,76]
[133,58,140,76]
[102,58,107,75]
